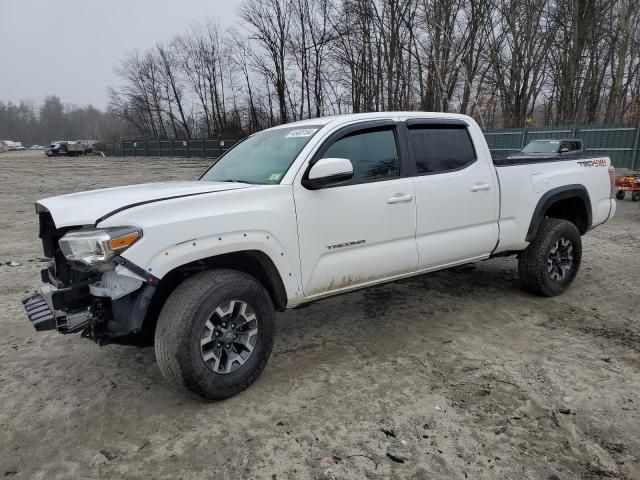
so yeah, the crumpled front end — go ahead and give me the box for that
[21,209,156,342]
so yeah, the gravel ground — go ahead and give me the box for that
[1,151,639,480]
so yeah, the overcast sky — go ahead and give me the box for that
[0,0,239,109]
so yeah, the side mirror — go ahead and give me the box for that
[303,157,354,189]
[560,147,569,153]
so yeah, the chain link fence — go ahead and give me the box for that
[107,123,640,170]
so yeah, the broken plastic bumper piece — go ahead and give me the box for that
[21,290,56,331]
[21,286,94,334]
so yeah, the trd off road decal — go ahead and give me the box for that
[577,158,607,167]
[326,239,366,250]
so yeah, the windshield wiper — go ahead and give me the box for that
[218,179,270,185]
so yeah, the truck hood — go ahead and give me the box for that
[37,181,254,228]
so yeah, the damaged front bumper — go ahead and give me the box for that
[22,284,94,334]
[24,210,159,341]
[21,266,156,341]
[22,288,63,332]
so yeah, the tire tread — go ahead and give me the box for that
[518,218,581,297]
[155,269,274,400]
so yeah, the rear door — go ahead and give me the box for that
[293,121,418,297]
[406,120,499,269]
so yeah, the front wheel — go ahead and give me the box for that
[518,218,582,296]
[632,191,640,202]
[155,269,276,400]
[615,190,625,200]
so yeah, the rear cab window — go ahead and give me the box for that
[407,123,476,174]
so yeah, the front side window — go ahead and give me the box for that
[320,128,400,185]
[409,125,476,174]
[201,126,322,184]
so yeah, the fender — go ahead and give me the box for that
[109,248,289,338]
[526,184,592,242]
[159,248,288,309]
[151,248,289,312]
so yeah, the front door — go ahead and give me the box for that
[293,123,418,297]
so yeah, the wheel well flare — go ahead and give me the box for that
[139,250,287,339]
[526,185,592,242]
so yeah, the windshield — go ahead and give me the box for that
[521,140,560,154]
[200,126,322,184]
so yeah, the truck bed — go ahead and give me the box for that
[493,155,615,254]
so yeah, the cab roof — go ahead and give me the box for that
[268,112,474,130]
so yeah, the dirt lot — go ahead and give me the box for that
[0,151,639,480]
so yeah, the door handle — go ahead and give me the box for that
[470,183,491,192]
[386,193,413,204]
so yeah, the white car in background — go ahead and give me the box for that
[3,140,25,151]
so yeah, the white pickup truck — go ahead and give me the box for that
[22,112,616,399]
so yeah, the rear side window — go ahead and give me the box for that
[321,128,400,184]
[408,125,476,174]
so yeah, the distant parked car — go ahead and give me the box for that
[4,140,26,151]
[508,139,584,159]
[45,143,67,157]
[45,141,84,157]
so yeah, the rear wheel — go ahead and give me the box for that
[518,218,582,296]
[615,190,625,200]
[632,191,640,202]
[155,269,276,400]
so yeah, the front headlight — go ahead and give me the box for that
[58,227,142,269]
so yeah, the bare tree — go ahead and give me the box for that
[604,0,640,122]
[107,0,640,137]
[240,0,292,124]
[485,0,554,127]
[156,41,192,138]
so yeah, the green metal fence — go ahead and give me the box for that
[107,123,640,170]
[106,137,240,159]
[484,124,640,169]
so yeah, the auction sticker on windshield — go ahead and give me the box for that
[286,128,318,138]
